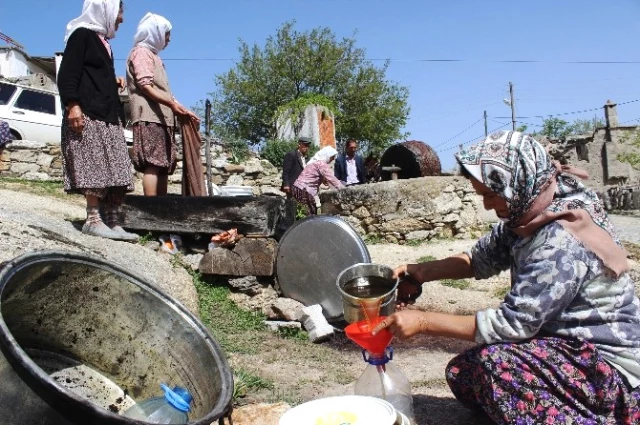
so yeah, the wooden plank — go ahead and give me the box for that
[121,195,295,237]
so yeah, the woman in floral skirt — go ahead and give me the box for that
[375,131,640,424]
[57,0,137,241]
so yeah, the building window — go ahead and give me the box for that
[15,89,56,115]
[0,82,17,106]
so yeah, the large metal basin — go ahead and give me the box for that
[0,251,233,425]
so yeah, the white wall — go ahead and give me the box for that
[0,48,50,78]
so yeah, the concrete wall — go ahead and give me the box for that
[0,48,49,78]
[276,104,336,148]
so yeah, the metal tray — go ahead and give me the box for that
[276,215,371,321]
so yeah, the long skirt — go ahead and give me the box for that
[446,336,640,424]
[61,115,133,203]
[292,185,317,215]
[131,122,176,174]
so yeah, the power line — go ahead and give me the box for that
[437,124,510,154]
[113,57,640,64]
[433,118,483,149]
[494,98,640,120]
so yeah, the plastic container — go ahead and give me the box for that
[123,384,192,424]
[354,348,415,425]
[278,395,397,425]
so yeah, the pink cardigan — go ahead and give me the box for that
[293,161,344,196]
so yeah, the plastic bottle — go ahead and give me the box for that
[123,384,192,424]
[354,348,415,424]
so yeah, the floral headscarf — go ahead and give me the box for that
[456,130,628,276]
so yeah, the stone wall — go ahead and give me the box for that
[0,140,285,196]
[319,176,485,242]
[0,140,62,181]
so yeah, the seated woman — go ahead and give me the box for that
[374,131,640,424]
[292,146,344,215]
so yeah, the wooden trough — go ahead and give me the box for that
[121,194,296,239]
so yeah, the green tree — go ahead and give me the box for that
[537,117,605,138]
[207,21,410,156]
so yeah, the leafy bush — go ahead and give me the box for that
[261,139,318,168]
[225,139,251,164]
[261,139,299,168]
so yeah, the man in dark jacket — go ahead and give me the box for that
[281,136,312,195]
[334,138,366,185]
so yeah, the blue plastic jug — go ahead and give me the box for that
[123,384,192,424]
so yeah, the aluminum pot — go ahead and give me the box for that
[336,263,398,324]
[0,251,233,425]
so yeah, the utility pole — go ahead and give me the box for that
[483,110,488,136]
[509,82,516,131]
[204,99,213,197]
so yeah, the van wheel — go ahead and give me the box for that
[9,130,21,141]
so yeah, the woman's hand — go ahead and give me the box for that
[67,103,84,134]
[116,77,126,91]
[372,310,429,340]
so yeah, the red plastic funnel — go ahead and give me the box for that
[345,316,393,356]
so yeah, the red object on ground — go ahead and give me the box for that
[345,316,393,356]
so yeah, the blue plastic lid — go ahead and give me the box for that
[362,347,393,365]
[160,384,192,412]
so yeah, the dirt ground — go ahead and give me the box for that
[230,239,508,425]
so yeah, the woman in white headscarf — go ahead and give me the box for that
[57,0,137,241]
[126,13,199,197]
[292,146,344,215]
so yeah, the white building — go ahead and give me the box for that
[0,46,57,87]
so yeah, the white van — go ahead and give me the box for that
[0,81,132,144]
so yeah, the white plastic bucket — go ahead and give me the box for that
[279,395,397,425]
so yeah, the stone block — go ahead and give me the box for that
[270,297,305,321]
[352,206,370,219]
[298,304,334,342]
[0,161,9,172]
[6,140,47,149]
[36,154,55,168]
[226,275,263,295]
[243,159,264,175]
[224,164,245,174]
[10,150,38,163]
[10,163,40,174]
[406,230,430,241]
[23,172,51,181]
[264,320,302,332]
[47,146,61,156]
[226,174,244,186]
[260,186,284,196]
[199,238,277,276]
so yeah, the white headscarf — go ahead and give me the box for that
[308,146,338,165]
[133,13,172,53]
[64,0,121,43]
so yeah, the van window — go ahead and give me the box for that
[0,83,16,105]
[14,89,56,115]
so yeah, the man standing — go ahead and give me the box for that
[335,138,366,186]
[281,136,312,196]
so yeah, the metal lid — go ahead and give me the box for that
[276,216,371,321]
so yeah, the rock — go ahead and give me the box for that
[212,159,228,168]
[226,174,244,186]
[22,172,52,181]
[36,154,55,168]
[406,230,430,241]
[6,140,47,149]
[182,253,203,271]
[10,163,40,174]
[227,275,262,295]
[260,186,284,196]
[259,159,278,174]
[264,320,302,332]
[228,286,279,315]
[243,159,264,175]
[270,297,305,321]
[199,238,277,276]
[10,150,38,163]
[352,206,370,219]
[231,402,291,425]
[442,213,460,223]
[0,189,200,316]
[224,164,245,174]
[443,184,455,193]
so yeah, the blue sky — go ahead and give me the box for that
[2,0,640,170]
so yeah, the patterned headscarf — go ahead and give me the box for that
[133,13,172,54]
[65,0,121,43]
[456,131,628,276]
